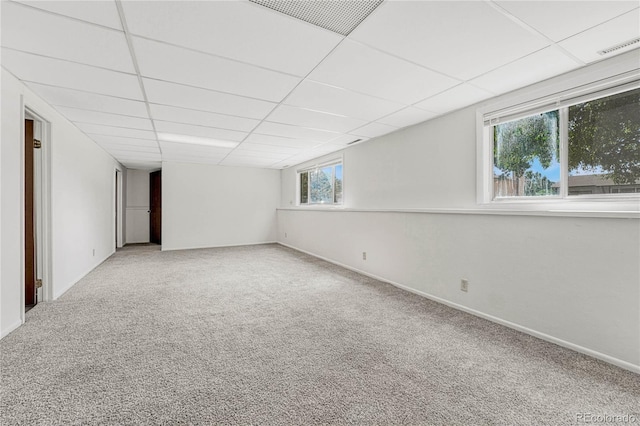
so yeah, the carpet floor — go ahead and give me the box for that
[1,244,638,425]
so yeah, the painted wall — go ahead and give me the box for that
[1,69,120,337]
[125,168,150,244]
[277,55,640,371]
[162,162,280,251]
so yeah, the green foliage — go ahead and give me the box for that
[523,171,558,196]
[310,168,333,203]
[568,88,640,184]
[494,111,559,195]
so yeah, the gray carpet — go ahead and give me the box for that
[1,244,638,425]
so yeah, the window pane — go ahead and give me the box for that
[310,166,333,203]
[300,172,308,204]
[493,111,560,197]
[334,164,343,204]
[568,88,640,196]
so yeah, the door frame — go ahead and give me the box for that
[23,104,52,321]
[115,168,124,249]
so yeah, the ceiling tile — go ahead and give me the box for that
[111,151,162,161]
[148,104,259,133]
[1,48,143,100]
[2,2,134,73]
[471,47,581,95]
[159,141,232,158]
[245,134,321,149]
[154,121,247,143]
[284,80,404,121]
[252,121,340,142]
[55,106,153,130]
[78,124,156,140]
[267,105,367,133]
[143,78,276,120]
[133,37,300,102]
[15,0,123,30]
[121,0,342,76]
[558,9,640,63]
[26,83,148,118]
[220,156,279,167]
[351,122,397,139]
[226,150,291,160]
[89,135,159,148]
[233,143,304,155]
[308,39,459,104]
[161,156,223,166]
[377,107,439,128]
[121,161,161,171]
[495,1,639,43]
[101,145,160,155]
[350,1,549,80]
[414,84,494,114]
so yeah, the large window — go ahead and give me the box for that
[486,85,639,200]
[298,161,343,205]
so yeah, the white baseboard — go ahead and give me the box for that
[161,241,277,252]
[1,318,23,339]
[277,241,640,375]
[53,250,115,300]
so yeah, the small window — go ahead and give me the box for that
[298,161,343,205]
[484,85,639,200]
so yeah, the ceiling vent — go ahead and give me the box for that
[347,138,362,145]
[249,0,384,36]
[597,37,640,56]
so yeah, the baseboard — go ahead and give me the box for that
[1,318,23,339]
[161,241,278,252]
[277,241,640,374]
[53,250,115,300]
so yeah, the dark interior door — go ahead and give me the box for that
[150,170,162,245]
[25,119,36,306]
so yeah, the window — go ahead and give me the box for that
[484,84,639,200]
[298,161,343,205]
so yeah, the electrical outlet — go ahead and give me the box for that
[461,279,469,292]
[362,252,367,260]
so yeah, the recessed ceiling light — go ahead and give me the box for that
[157,132,239,148]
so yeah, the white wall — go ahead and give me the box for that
[277,55,640,371]
[1,69,121,337]
[162,162,280,251]
[125,168,150,244]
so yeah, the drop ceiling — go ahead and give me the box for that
[1,0,639,170]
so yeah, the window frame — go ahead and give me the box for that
[296,157,344,207]
[477,71,640,207]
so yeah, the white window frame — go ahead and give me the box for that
[477,68,640,209]
[297,158,344,207]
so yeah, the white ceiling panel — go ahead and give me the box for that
[78,124,156,140]
[1,48,143,100]
[351,122,397,139]
[377,107,439,128]
[415,84,494,114]
[2,2,134,73]
[26,83,148,118]
[350,1,549,80]
[159,141,233,157]
[148,104,259,133]
[267,105,367,133]
[233,143,304,156]
[89,135,159,148]
[154,121,247,143]
[133,37,300,102]
[143,78,276,120]
[121,0,342,76]
[285,81,405,121]
[245,134,322,149]
[226,150,291,160]
[471,47,581,95]
[253,121,340,142]
[15,0,123,30]
[122,161,161,170]
[558,10,640,63]
[55,106,153,130]
[100,145,160,155]
[111,151,162,161]
[308,39,459,104]
[220,156,280,167]
[495,1,639,43]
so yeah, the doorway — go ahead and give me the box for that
[115,169,123,249]
[24,119,37,310]
[150,170,161,245]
